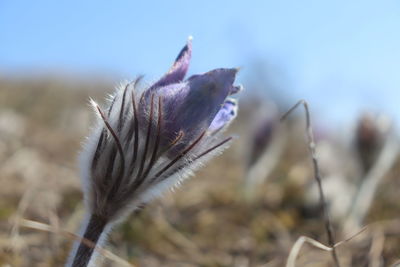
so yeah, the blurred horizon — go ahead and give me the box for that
[1,0,400,125]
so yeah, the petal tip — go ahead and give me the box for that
[150,39,192,89]
[230,84,243,95]
[174,39,192,63]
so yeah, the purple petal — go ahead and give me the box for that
[148,68,238,149]
[230,84,243,95]
[208,98,238,133]
[172,68,237,132]
[150,38,192,89]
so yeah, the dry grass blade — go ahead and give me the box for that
[280,99,340,267]
[10,183,38,249]
[333,226,368,247]
[286,236,332,267]
[391,259,400,267]
[152,208,206,263]
[18,219,134,267]
[286,227,367,267]
[369,227,385,267]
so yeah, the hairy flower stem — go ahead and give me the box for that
[71,214,108,267]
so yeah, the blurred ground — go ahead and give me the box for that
[0,78,400,267]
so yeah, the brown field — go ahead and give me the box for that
[1,77,399,266]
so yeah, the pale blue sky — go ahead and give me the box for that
[1,0,400,125]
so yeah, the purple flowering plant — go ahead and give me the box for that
[67,38,242,266]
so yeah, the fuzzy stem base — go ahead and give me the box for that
[71,214,108,267]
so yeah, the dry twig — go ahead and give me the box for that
[281,100,340,267]
[286,227,367,267]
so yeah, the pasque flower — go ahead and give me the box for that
[67,38,242,266]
